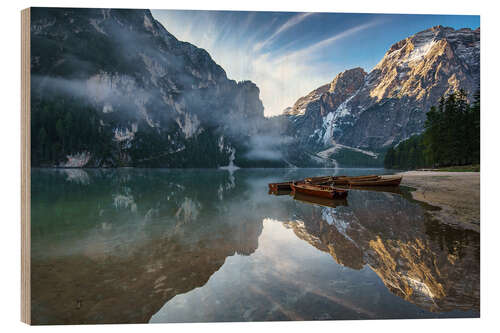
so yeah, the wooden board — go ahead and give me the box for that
[21,7,31,325]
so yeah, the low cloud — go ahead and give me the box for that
[32,74,152,117]
[244,135,294,161]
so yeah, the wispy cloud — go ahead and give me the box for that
[253,12,317,52]
[274,19,383,63]
[247,19,383,115]
[152,11,381,116]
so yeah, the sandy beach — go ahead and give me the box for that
[398,171,480,232]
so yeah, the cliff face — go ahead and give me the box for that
[286,26,480,162]
[30,8,278,167]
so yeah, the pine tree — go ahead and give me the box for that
[384,147,395,169]
[38,128,48,162]
[384,89,480,170]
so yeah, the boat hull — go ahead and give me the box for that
[291,183,348,199]
[348,176,402,186]
[332,175,380,185]
[268,181,292,191]
[268,189,292,196]
[304,176,333,185]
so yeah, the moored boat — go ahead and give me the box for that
[304,176,334,185]
[348,175,402,186]
[291,182,348,199]
[332,175,380,185]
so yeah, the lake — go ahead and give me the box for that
[30,168,480,324]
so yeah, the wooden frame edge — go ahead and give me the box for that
[21,7,31,325]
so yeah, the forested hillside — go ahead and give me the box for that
[30,8,292,168]
[384,90,480,170]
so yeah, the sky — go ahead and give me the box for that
[151,10,479,117]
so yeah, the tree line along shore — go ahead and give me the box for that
[384,90,480,171]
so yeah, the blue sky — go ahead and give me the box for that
[152,10,479,116]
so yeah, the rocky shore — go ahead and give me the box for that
[398,171,480,232]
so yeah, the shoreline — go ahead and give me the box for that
[398,171,480,232]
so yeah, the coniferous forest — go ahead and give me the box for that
[31,96,115,166]
[384,90,480,170]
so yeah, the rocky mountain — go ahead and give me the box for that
[30,8,286,168]
[30,10,480,168]
[286,25,480,166]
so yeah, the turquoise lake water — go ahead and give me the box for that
[30,168,479,324]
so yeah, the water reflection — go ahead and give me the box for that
[30,168,479,324]
[277,190,479,313]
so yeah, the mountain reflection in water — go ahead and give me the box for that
[30,168,479,324]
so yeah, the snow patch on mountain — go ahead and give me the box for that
[408,40,437,62]
[321,91,358,145]
[321,112,335,145]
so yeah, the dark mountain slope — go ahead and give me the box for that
[31,8,285,167]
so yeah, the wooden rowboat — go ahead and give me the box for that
[348,175,402,186]
[268,188,292,196]
[291,182,348,199]
[305,175,384,186]
[332,175,380,185]
[304,176,334,185]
